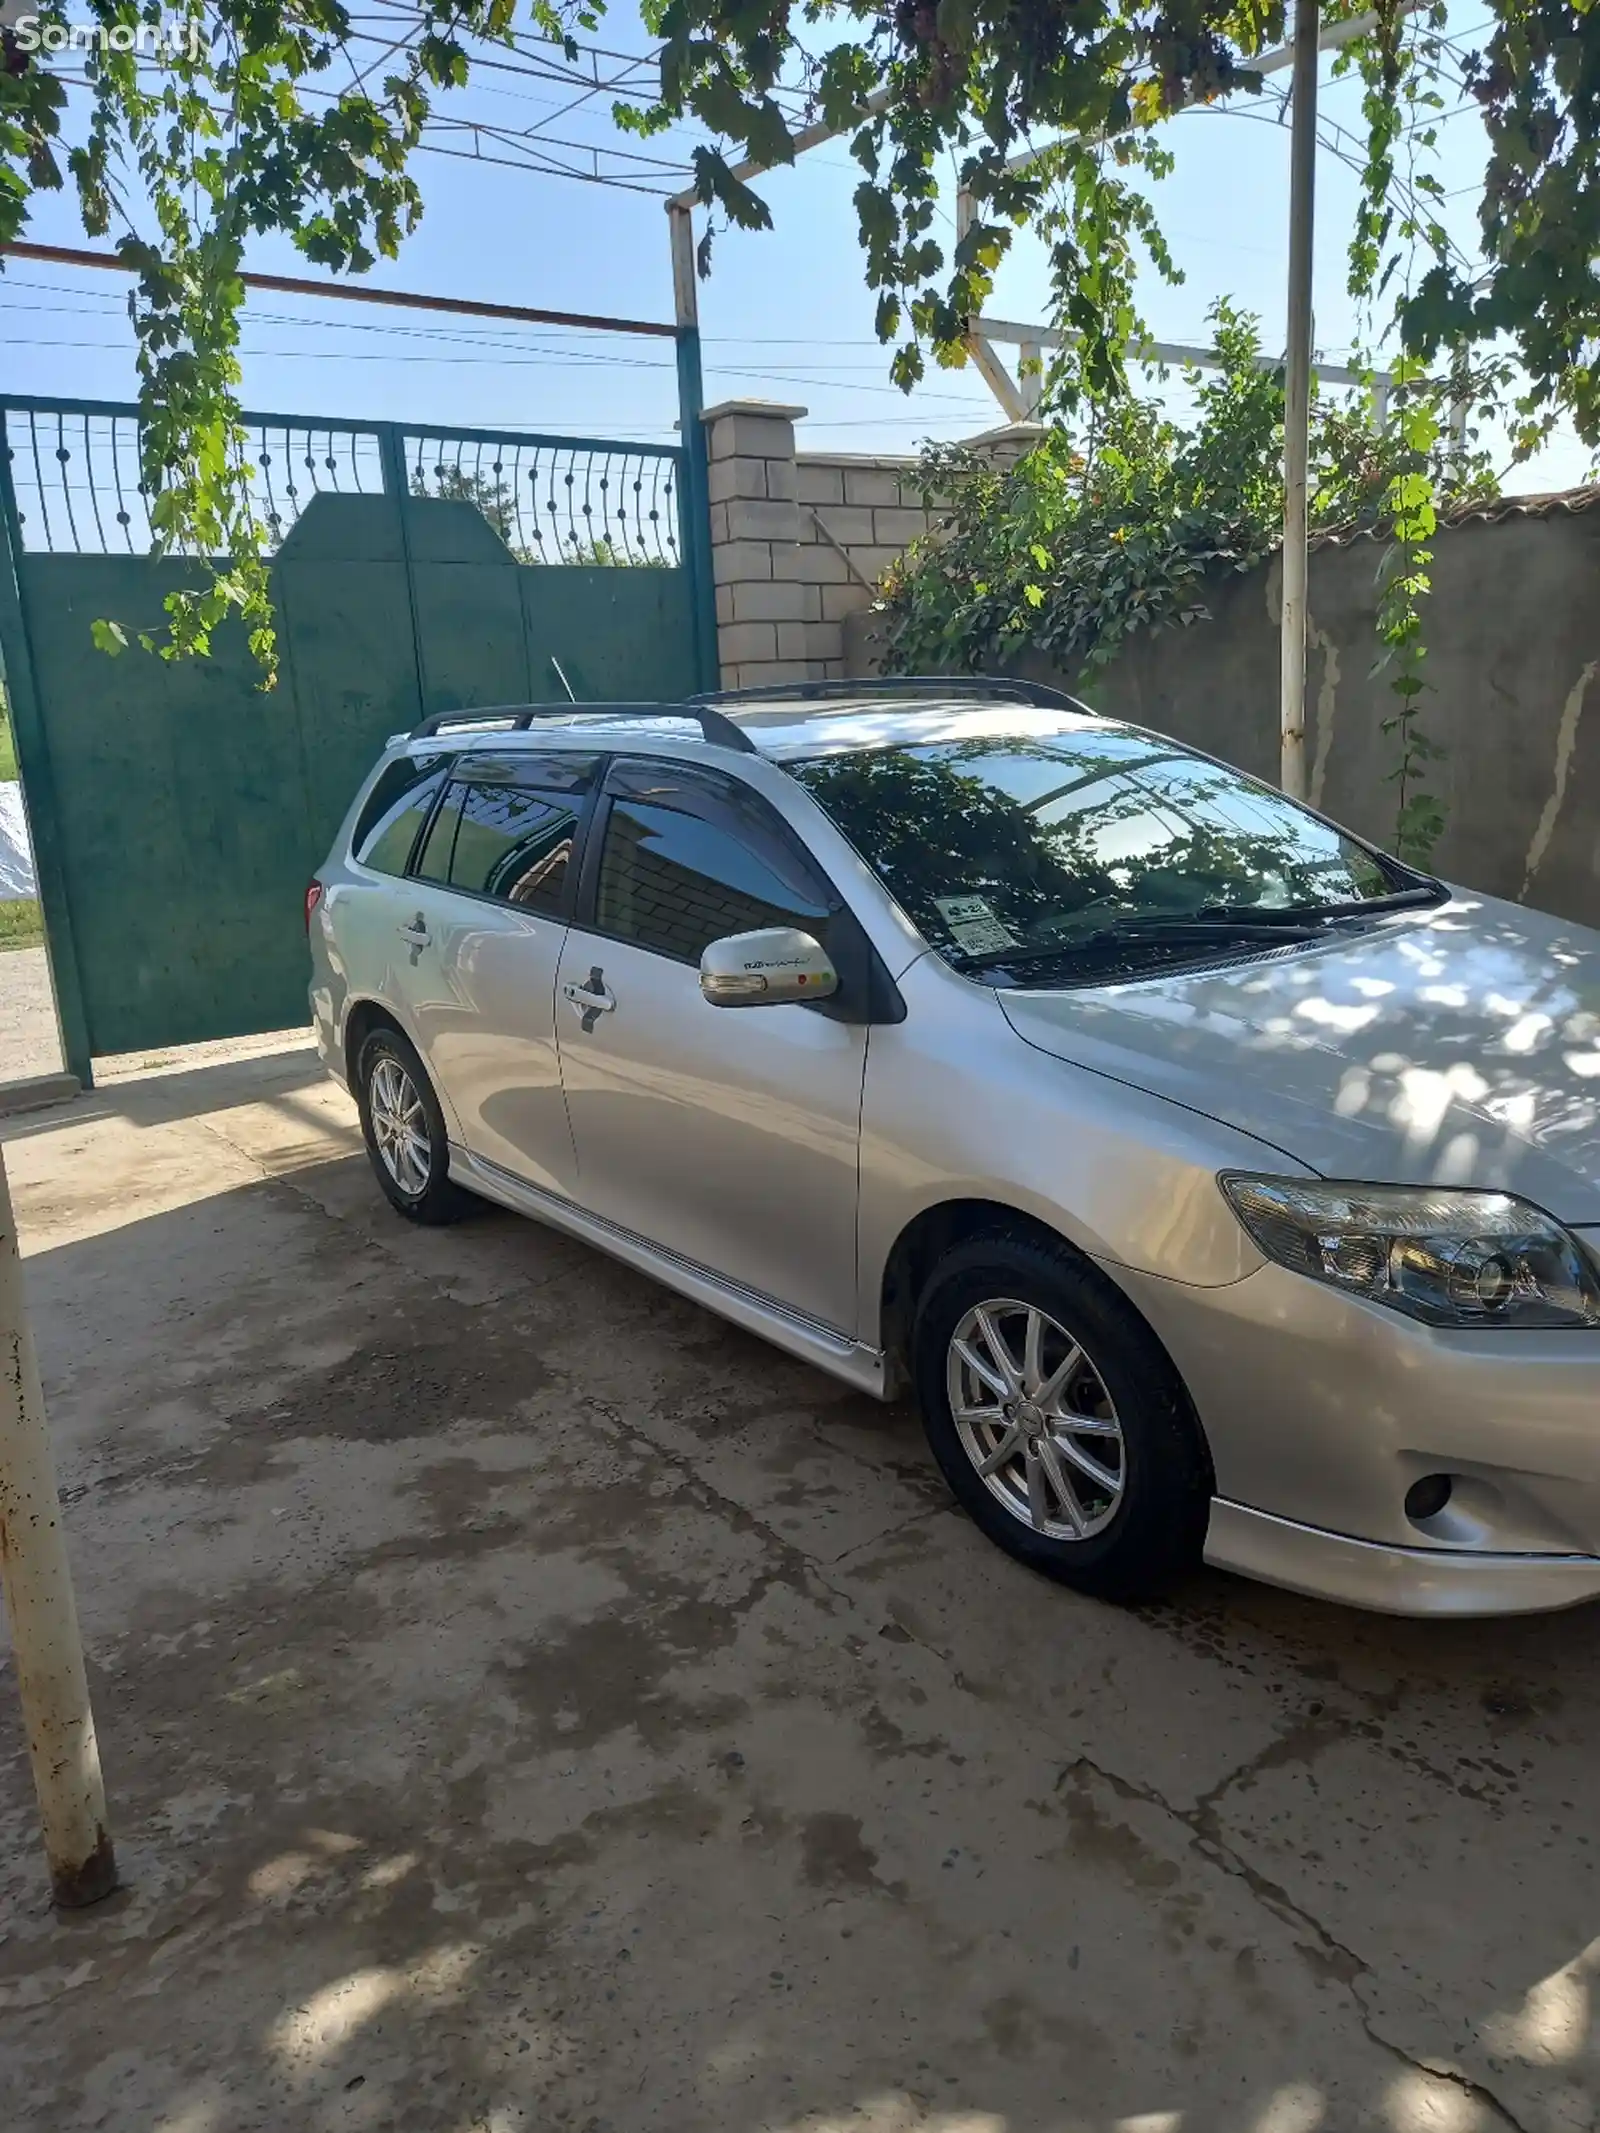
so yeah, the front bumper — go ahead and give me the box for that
[1205,1500,1600,1617]
[1112,1253,1600,1616]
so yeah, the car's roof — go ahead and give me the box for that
[714,694,1105,761]
[395,686,1107,765]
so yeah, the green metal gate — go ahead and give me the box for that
[0,397,717,1084]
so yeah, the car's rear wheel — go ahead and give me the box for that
[355,1026,473,1226]
[912,1231,1210,1603]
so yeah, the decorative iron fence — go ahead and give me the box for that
[0,399,681,566]
[404,426,678,566]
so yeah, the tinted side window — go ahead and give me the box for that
[355,763,448,876]
[412,784,464,886]
[446,782,584,915]
[595,780,830,964]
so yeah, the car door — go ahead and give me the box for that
[331,750,457,1026]
[391,750,599,1197]
[555,755,866,1334]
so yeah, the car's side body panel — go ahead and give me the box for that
[553,926,867,1331]
[452,1139,886,1395]
[310,743,446,1098]
[392,887,577,1196]
[854,950,1289,1324]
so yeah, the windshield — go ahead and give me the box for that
[791,728,1427,979]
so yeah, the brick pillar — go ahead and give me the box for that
[702,399,814,689]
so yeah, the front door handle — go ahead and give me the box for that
[562,966,616,1032]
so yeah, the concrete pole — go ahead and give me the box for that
[0,1137,115,1908]
[1280,0,1320,801]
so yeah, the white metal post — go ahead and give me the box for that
[0,1137,115,1908]
[1280,0,1320,801]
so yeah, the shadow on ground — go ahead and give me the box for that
[0,1059,1596,2132]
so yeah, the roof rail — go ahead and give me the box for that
[689,675,1079,712]
[411,701,758,754]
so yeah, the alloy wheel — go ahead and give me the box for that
[368,1055,431,1197]
[945,1297,1126,1541]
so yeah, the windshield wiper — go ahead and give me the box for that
[1298,883,1446,918]
[1188,883,1446,925]
[959,916,1324,973]
[952,883,1447,974]
[1087,912,1325,939]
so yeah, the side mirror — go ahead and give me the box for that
[700,927,839,1008]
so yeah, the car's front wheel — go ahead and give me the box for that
[355,1026,473,1226]
[912,1232,1211,1603]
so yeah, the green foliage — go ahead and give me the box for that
[877,305,1495,858]
[1336,6,1510,863]
[408,469,665,566]
[1371,362,1448,864]
[624,0,1600,456]
[0,695,16,783]
[412,464,533,559]
[2,0,578,681]
[625,0,1240,411]
[1395,0,1600,453]
[0,899,43,953]
[563,535,666,567]
[5,0,1596,717]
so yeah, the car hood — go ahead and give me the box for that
[999,891,1600,1224]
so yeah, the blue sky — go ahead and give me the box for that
[2,2,1588,489]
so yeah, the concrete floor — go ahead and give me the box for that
[0,944,61,1082]
[1,1047,1596,2133]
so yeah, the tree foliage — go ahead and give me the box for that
[627,0,1600,440]
[2,0,1596,686]
[875,304,1496,858]
[2,0,573,677]
[878,304,1493,671]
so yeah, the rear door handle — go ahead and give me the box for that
[562,966,615,1031]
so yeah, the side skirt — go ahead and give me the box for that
[450,1145,889,1400]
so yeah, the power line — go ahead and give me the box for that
[347,8,667,76]
[0,302,1003,376]
[0,329,998,409]
[346,4,817,118]
[401,132,678,194]
[50,65,690,199]
[1186,101,1484,278]
[417,112,689,173]
[0,271,921,350]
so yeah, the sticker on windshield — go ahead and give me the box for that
[933,895,1018,955]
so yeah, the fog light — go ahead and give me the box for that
[1405,1474,1453,1522]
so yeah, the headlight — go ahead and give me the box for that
[1220,1176,1600,1329]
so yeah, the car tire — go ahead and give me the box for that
[355,1026,474,1227]
[912,1230,1211,1604]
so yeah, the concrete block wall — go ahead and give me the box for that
[703,399,1043,688]
[843,494,1600,936]
[790,455,939,675]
